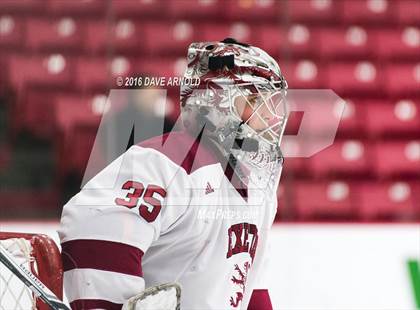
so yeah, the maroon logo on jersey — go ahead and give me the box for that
[205,182,214,195]
[226,223,259,262]
[229,261,250,308]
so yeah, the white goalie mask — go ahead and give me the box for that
[180,38,288,190]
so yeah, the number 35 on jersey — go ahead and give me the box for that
[115,180,167,223]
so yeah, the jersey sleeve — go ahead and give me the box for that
[242,233,274,310]
[58,145,191,310]
[246,237,274,310]
[242,192,278,310]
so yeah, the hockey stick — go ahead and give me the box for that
[0,244,71,310]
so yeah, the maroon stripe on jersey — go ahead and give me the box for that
[70,299,122,310]
[62,239,144,276]
[247,289,273,310]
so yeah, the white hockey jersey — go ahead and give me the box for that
[59,131,280,310]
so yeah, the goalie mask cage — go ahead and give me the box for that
[0,232,63,310]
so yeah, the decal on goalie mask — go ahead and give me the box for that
[180,38,288,190]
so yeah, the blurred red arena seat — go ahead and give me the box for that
[137,57,186,81]
[6,54,74,136]
[373,140,420,177]
[0,0,44,13]
[335,98,367,137]
[384,63,420,96]
[110,0,164,18]
[281,158,307,179]
[258,25,286,57]
[55,95,103,178]
[25,17,84,52]
[8,54,74,90]
[284,24,320,58]
[341,0,394,24]
[200,22,254,44]
[13,89,58,139]
[168,0,222,19]
[294,180,357,220]
[308,139,372,177]
[143,21,197,56]
[281,136,310,178]
[318,26,373,60]
[85,20,144,55]
[327,61,382,95]
[259,24,320,58]
[365,99,420,137]
[46,0,105,16]
[359,181,420,221]
[375,27,420,60]
[395,0,420,25]
[225,0,280,21]
[84,21,110,54]
[54,94,103,135]
[286,0,339,23]
[0,15,25,51]
[74,56,137,92]
[281,60,325,89]
[276,182,296,220]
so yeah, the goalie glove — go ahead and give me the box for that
[122,283,181,310]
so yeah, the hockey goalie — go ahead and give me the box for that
[59,38,288,310]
